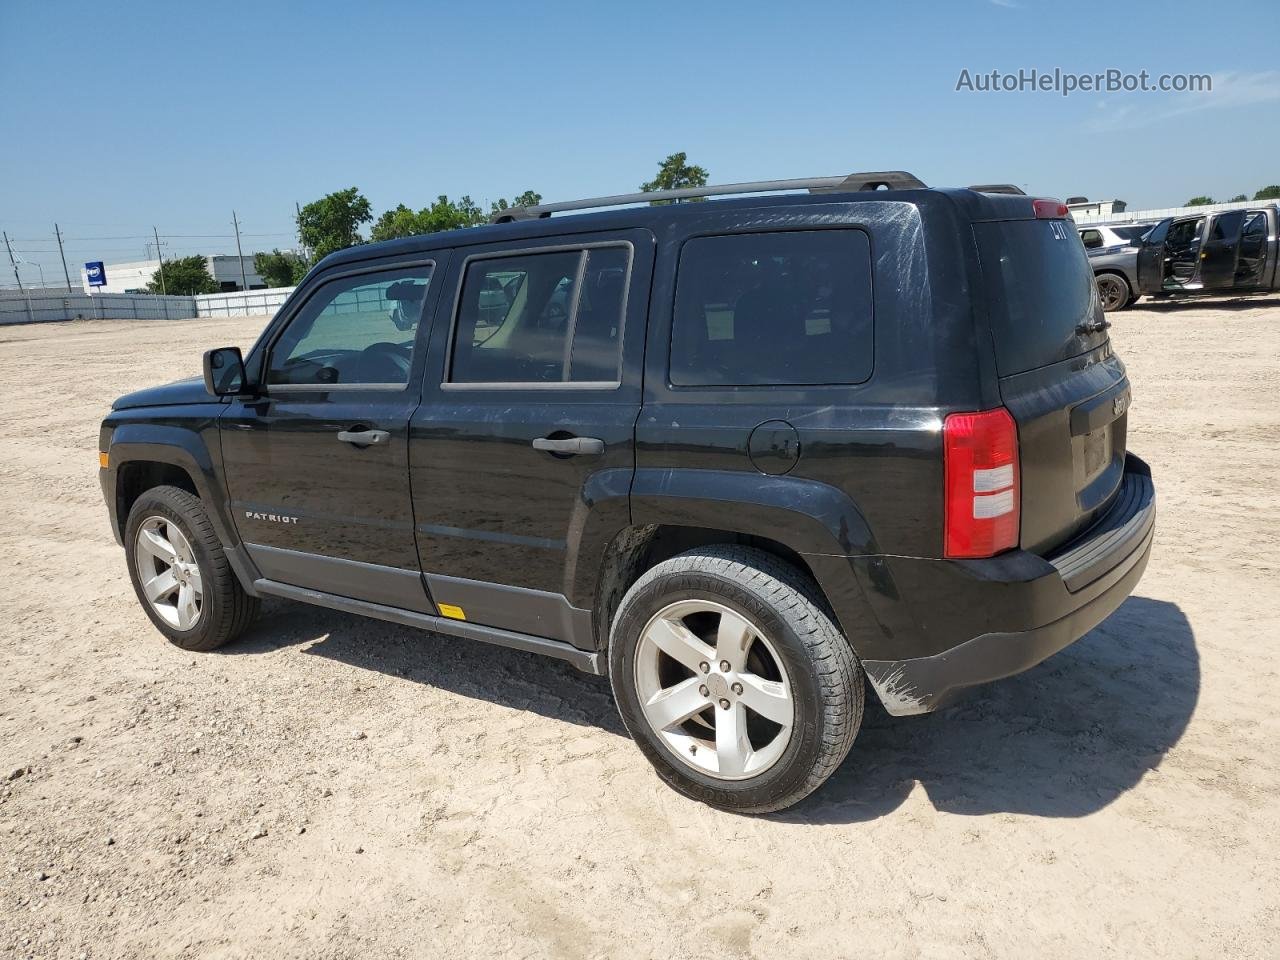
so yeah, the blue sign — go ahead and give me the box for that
[85,261,107,287]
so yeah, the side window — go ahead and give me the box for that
[670,230,874,387]
[449,246,629,385]
[1208,213,1242,243]
[1080,229,1103,249]
[267,265,433,387]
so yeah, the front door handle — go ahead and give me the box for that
[337,428,390,447]
[532,436,605,455]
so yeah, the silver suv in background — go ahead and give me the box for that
[1079,224,1152,311]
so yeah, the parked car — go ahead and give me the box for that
[99,171,1156,813]
[1136,204,1279,301]
[1078,224,1152,311]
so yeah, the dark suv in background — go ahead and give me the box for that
[1080,203,1280,311]
[1136,203,1279,300]
[99,171,1156,813]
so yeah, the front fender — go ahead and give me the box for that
[104,420,238,548]
[630,468,890,659]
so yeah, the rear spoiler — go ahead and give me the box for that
[968,184,1027,195]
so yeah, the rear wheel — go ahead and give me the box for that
[609,546,863,813]
[124,485,258,652]
[1095,273,1132,312]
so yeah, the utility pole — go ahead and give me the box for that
[232,210,249,291]
[3,231,24,293]
[295,201,305,260]
[152,226,166,295]
[54,223,73,292]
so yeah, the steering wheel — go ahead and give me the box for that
[354,342,411,383]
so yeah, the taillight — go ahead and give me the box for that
[944,408,1020,558]
[1032,198,1069,219]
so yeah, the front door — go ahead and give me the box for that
[219,256,445,612]
[1165,216,1206,287]
[409,230,653,648]
[1136,218,1172,295]
[1199,210,1245,290]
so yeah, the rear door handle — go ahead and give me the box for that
[532,436,605,455]
[337,428,390,446]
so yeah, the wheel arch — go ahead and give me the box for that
[592,469,887,657]
[592,524,826,650]
[106,422,238,548]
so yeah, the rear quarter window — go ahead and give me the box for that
[670,230,874,387]
[975,220,1103,376]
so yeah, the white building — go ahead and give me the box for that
[1067,198,1128,218]
[80,255,266,294]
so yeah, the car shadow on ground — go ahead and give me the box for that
[227,594,1196,823]
[228,597,628,736]
[778,596,1198,823]
[1129,294,1280,313]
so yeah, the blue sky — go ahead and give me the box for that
[2,0,1277,281]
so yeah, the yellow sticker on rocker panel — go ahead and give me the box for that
[437,604,466,621]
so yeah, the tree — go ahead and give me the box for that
[369,191,543,242]
[297,187,372,261]
[1229,194,1248,203]
[489,190,543,216]
[254,249,308,288]
[369,204,422,242]
[640,152,710,203]
[1253,185,1280,201]
[148,255,217,295]
[1186,196,1214,206]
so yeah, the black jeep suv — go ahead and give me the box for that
[100,172,1156,813]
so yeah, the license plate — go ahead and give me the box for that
[1083,423,1110,477]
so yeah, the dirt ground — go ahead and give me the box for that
[1,298,1278,960]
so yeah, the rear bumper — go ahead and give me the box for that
[862,454,1155,715]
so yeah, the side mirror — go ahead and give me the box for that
[203,346,249,397]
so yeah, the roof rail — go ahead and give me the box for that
[489,170,928,223]
[967,184,1027,195]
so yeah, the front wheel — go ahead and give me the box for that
[609,546,863,813]
[124,485,258,652]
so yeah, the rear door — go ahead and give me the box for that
[1235,210,1271,288]
[408,230,653,647]
[974,216,1129,555]
[1199,210,1245,289]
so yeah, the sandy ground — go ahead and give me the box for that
[1,299,1278,960]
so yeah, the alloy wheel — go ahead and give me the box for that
[634,599,794,781]
[1096,274,1128,312]
[133,516,204,630]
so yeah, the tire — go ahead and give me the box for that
[1095,273,1131,312]
[608,545,863,813]
[124,485,258,652]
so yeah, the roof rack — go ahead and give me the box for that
[489,170,928,223]
[967,184,1027,195]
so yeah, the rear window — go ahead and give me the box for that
[670,230,874,386]
[974,220,1102,376]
